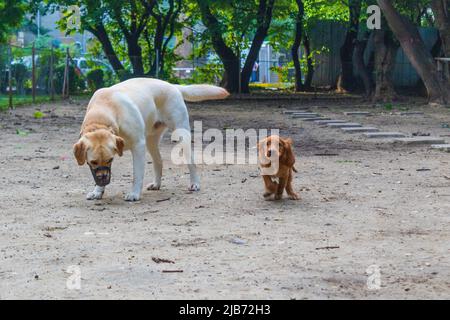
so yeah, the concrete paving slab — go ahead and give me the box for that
[283,110,310,114]
[431,144,450,152]
[314,120,346,125]
[328,123,362,128]
[365,132,406,138]
[393,137,445,145]
[344,112,371,116]
[291,113,320,118]
[399,112,425,116]
[301,117,331,122]
[341,127,379,133]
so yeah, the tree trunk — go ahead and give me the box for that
[87,24,125,75]
[354,32,373,97]
[373,27,399,102]
[240,0,276,93]
[198,0,275,94]
[127,37,145,76]
[431,0,450,57]
[303,33,314,90]
[292,0,305,92]
[337,0,362,93]
[378,0,450,105]
[198,1,240,93]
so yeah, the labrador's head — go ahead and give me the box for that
[73,129,124,186]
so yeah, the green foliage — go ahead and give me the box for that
[190,61,223,84]
[37,48,63,94]
[86,68,104,91]
[54,64,85,94]
[11,62,27,94]
[0,0,27,43]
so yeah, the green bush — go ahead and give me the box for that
[190,61,223,85]
[116,69,133,81]
[54,64,86,94]
[86,68,104,91]
[12,63,28,95]
[37,48,63,94]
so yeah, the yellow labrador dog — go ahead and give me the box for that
[74,78,229,201]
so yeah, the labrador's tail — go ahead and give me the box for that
[175,84,230,102]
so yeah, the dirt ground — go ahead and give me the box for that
[0,96,449,300]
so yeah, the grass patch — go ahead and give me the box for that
[0,94,90,111]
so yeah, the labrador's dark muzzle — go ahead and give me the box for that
[89,165,112,186]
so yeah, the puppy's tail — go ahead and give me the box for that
[175,84,230,102]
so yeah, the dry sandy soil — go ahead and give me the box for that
[0,96,449,299]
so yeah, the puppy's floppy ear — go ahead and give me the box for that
[115,136,125,157]
[73,139,87,166]
[280,138,295,167]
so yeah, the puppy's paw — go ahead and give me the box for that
[86,190,104,200]
[263,192,273,198]
[289,193,301,200]
[124,192,141,202]
[274,194,283,201]
[188,183,200,192]
[146,182,161,191]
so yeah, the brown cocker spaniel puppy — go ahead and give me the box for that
[258,135,300,201]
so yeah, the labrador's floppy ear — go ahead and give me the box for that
[73,139,87,166]
[115,136,125,157]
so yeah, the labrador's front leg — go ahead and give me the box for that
[124,142,146,202]
[87,185,105,200]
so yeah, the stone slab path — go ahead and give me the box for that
[285,108,450,151]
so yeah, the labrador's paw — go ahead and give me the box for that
[124,192,141,202]
[146,182,161,191]
[86,190,104,200]
[188,183,200,192]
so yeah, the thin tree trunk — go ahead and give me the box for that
[127,37,145,76]
[198,1,240,93]
[355,32,373,98]
[198,0,275,93]
[303,33,314,90]
[292,0,305,92]
[373,27,399,102]
[240,0,276,93]
[378,0,450,105]
[431,0,450,57]
[337,0,362,93]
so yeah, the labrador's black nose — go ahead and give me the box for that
[267,150,272,157]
